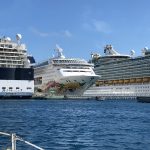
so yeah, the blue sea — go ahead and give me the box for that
[0,99,150,150]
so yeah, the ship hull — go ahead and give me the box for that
[0,95,32,99]
[0,68,34,98]
[137,96,150,103]
[35,75,99,96]
[58,75,99,95]
[83,83,150,99]
[0,80,34,98]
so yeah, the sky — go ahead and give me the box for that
[0,0,150,62]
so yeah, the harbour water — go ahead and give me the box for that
[0,99,150,150]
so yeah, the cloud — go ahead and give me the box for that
[81,7,111,34]
[82,20,111,34]
[30,27,49,37]
[93,20,111,34]
[62,30,72,38]
[30,27,72,38]
[82,5,92,21]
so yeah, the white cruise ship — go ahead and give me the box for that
[84,45,150,99]
[0,34,35,98]
[34,45,99,96]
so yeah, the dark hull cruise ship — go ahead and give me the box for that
[84,45,150,99]
[0,34,35,98]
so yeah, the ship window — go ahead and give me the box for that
[9,45,12,48]
[16,87,19,89]
[2,87,6,90]
[5,45,9,48]
[9,87,13,89]
[27,87,32,90]
[34,77,42,85]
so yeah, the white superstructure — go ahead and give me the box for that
[0,34,34,98]
[84,45,150,99]
[34,45,99,96]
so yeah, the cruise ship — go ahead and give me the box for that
[0,34,35,98]
[34,45,99,97]
[84,45,150,99]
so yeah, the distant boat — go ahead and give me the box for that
[137,96,150,103]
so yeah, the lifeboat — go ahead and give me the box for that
[124,79,130,84]
[108,80,113,84]
[113,80,119,84]
[95,80,104,86]
[95,82,99,86]
[136,78,143,83]
[99,81,104,84]
[143,77,150,83]
[130,78,136,83]
[118,79,124,84]
[104,80,109,84]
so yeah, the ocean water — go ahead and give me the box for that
[0,99,150,150]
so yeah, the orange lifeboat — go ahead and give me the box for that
[108,80,113,85]
[143,77,150,83]
[130,78,136,83]
[113,80,119,84]
[136,78,143,83]
[124,79,130,84]
[119,79,124,84]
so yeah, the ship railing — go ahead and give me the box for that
[0,131,44,150]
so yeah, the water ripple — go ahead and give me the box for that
[0,99,150,150]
